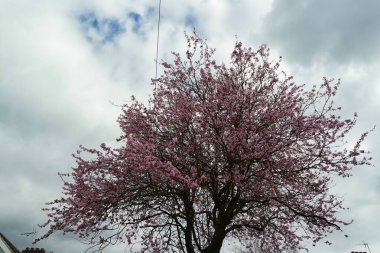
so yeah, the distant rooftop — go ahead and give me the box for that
[0,233,21,253]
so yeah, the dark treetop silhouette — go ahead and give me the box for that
[37,33,371,253]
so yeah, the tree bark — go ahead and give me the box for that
[184,191,196,253]
[202,228,226,253]
[185,225,196,253]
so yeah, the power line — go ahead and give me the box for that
[356,241,373,253]
[361,241,372,253]
[155,0,162,89]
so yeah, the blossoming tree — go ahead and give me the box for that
[37,33,371,253]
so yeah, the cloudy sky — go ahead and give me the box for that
[0,0,379,252]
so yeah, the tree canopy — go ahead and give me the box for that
[37,33,371,253]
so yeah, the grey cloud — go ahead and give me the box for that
[263,0,380,66]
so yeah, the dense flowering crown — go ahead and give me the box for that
[37,33,371,253]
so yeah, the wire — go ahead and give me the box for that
[363,242,372,253]
[155,0,162,89]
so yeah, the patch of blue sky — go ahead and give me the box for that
[103,18,124,41]
[185,15,197,27]
[79,12,125,44]
[128,12,142,33]
[146,6,156,19]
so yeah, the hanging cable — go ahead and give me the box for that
[155,0,162,89]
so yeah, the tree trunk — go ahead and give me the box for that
[184,191,196,253]
[184,224,195,253]
[202,227,226,253]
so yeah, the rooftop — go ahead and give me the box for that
[0,233,21,253]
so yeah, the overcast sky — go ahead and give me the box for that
[0,1,379,252]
